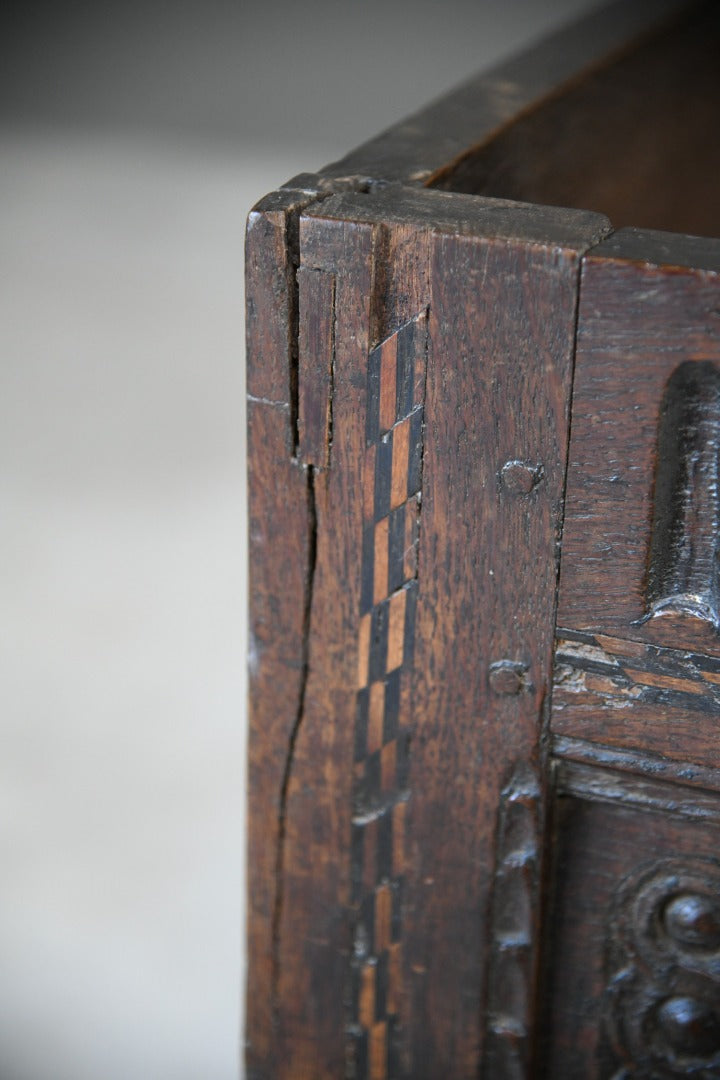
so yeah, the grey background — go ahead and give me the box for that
[1,2,598,1077]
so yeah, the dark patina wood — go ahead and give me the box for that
[246,187,319,1073]
[246,1,720,1076]
[394,193,605,1079]
[553,228,720,768]
[540,767,720,1078]
[315,0,689,191]
[436,3,720,237]
[545,226,720,1079]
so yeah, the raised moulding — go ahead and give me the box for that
[645,361,720,630]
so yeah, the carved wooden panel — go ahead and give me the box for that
[556,229,720,649]
[553,228,720,767]
[540,764,720,1079]
[604,856,720,1077]
[547,229,720,1077]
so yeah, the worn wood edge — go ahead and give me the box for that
[553,735,720,795]
[246,187,317,428]
[314,0,694,188]
[585,225,720,274]
[245,184,337,1077]
[552,626,720,720]
[554,758,720,824]
[246,183,378,421]
[303,185,611,252]
[269,213,380,1079]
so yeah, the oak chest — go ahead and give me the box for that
[246,2,720,1075]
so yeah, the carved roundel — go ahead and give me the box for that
[603,856,720,1078]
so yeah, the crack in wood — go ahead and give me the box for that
[271,462,318,1025]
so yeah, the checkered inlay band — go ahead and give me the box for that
[348,309,428,1080]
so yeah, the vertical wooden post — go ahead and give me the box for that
[246,184,607,1078]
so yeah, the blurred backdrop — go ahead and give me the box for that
[1,1,598,1077]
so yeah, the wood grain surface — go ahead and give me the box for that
[540,767,720,1078]
[404,196,605,1079]
[246,188,320,1075]
[247,188,607,1079]
[553,227,720,772]
[247,6,720,1078]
